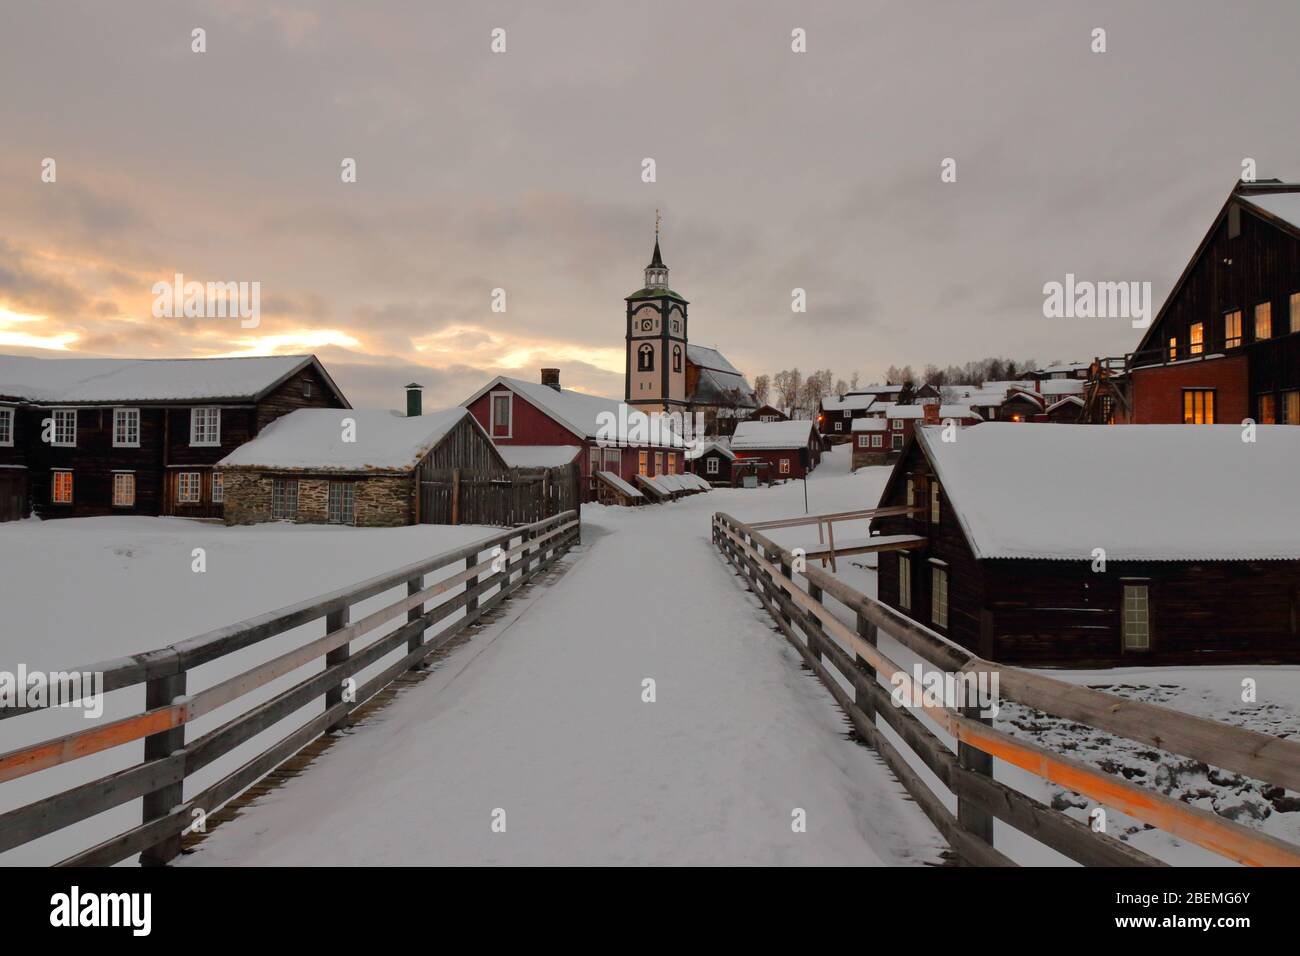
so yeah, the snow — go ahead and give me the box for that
[731,419,817,450]
[886,405,980,420]
[0,353,319,403]
[686,440,734,461]
[219,407,475,472]
[1241,190,1300,231]
[495,445,582,469]
[918,422,1300,560]
[596,471,642,498]
[823,394,876,412]
[851,418,888,432]
[1045,395,1083,413]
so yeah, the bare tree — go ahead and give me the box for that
[753,374,770,406]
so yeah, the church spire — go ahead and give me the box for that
[645,210,668,289]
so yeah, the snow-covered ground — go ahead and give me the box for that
[2,444,1296,866]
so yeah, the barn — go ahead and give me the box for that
[871,423,1300,666]
[219,402,506,527]
[729,419,821,480]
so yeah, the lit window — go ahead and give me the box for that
[1183,389,1215,424]
[1224,310,1242,348]
[931,566,948,628]
[272,478,299,519]
[177,472,202,503]
[0,407,12,446]
[1284,390,1300,425]
[1167,337,1177,361]
[930,482,941,523]
[906,478,915,508]
[190,407,221,446]
[112,472,135,507]
[1259,394,1276,424]
[51,470,73,504]
[1189,322,1204,355]
[113,408,140,447]
[1291,292,1300,334]
[638,451,648,474]
[328,482,355,524]
[1255,302,1272,340]
[1122,584,1150,650]
[667,454,676,475]
[654,452,663,474]
[899,557,911,611]
[779,458,790,475]
[52,408,76,447]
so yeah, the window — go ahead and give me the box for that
[52,408,76,447]
[1255,302,1272,340]
[906,478,915,508]
[603,448,621,472]
[842,409,851,418]
[113,408,140,447]
[0,407,12,446]
[190,407,221,446]
[1284,390,1300,425]
[872,434,882,448]
[1183,388,1215,424]
[328,482,355,524]
[858,435,869,448]
[589,447,600,474]
[303,380,314,399]
[638,343,654,372]
[490,392,512,438]
[1224,310,1242,349]
[891,419,903,431]
[112,472,135,507]
[1228,204,1242,239]
[654,451,663,474]
[211,472,224,504]
[272,478,299,519]
[1122,584,1150,651]
[177,472,202,504]
[1259,394,1276,424]
[667,454,677,475]
[834,421,842,431]
[706,456,719,475]
[51,470,73,504]
[1291,292,1300,334]
[1189,322,1204,356]
[930,482,941,523]
[931,566,948,628]
[638,451,648,475]
[672,344,682,373]
[1167,336,1177,361]
[779,458,791,475]
[899,557,911,610]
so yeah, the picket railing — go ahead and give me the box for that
[0,511,580,866]
[713,511,1300,867]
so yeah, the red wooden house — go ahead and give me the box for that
[728,419,821,479]
[883,403,981,459]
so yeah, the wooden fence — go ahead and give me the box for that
[713,511,1300,867]
[0,510,580,866]
[420,464,580,527]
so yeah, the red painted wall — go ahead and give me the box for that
[1129,354,1249,424]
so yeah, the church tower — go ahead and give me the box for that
[625,214,688,412]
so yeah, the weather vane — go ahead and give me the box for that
[655,208,661,240]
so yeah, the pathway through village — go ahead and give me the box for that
[184,458,947,866]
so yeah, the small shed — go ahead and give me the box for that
[687,440,736,484]
[729,419,821,479]
[219,406,506,526]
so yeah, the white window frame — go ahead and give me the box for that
[1121,582,1151,651]
[328,481,355,525]
[899,556,911,611]
[603,447,621,472]
[52,408,77,447]
[113,407,141,448]
[931,565,949,629]
[706,456,719,475]
[211,471,224,504]
[834,421,842,431]
[190,407,221,447]
[112,471,136,508]
[779,458,791,475]
[0,406,13,446]
[489,390,513,438]
[51,469,73,504]
[857,435,869,448]
[177,471,202,504]
[272,478,299,520]
[589,447,600,474]
[871,433,882,448]
[654,451,663,474]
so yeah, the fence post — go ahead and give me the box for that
[806,581,824,661]
[451,468,461,526]
[325,606,351,732]
[958,704,995,852]
[466,552,479,620]
[139,662,186,867]
[407,575,426,656]
[855,611,877,722]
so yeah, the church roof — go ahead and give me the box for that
[649,238,665,268]
[686,345,758,409]
[626,286,688,303]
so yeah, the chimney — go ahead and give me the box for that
[405,383,423,417]
[541,368,561,392]
[923,403,940,425]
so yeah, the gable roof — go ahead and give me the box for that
[911,423,1300,561]
[886,404,981,420]
[731,419,817,450]
[823,394,876,412]
[686,345,758,408]
[686,439,735,460]
[219,406,493,473]
[0,353,349,406]
[851,418,888,432]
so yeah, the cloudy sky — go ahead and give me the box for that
[2,1,1297,409]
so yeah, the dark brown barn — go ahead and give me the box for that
[0,353,347,521]
[872,422,1300,666]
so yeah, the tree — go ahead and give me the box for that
[753,374,770,406]
[835,378,848,398]
[773,368,802,414]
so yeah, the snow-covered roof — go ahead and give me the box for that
[219,407,484,473]
[846,384,904,397]
[686,440,735,460]
[685,345,757,408]
[1241,191,1300,231]
[913,423,1300,561]
[1045,395,1084,413]
[851,418,888,432]
[731,419,817,450]
[823,394,876,412]
[496,445,582,468]
[0,353,345,405]
[886,404,980,420]
[461,376,684,447]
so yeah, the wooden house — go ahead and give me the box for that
[687,440,737,485]
[749,404,788,423]
[1043,395,1084,423]
[729,419,821,479]
[884,403,981,458]
[1125,180,1300,425]
[463,369,686,503]
[219,398,507,527]
[818,393,877,443]
[850,418,889,468]
[0,353,347,521]
[871,423,1300,666]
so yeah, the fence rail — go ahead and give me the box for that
[713,511,1300,867]
[0,510,580,866]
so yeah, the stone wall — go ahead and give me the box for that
[222,470,414,527]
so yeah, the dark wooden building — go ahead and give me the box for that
[871,422,1300,667]
[0,353,347,521]
[687,440,737,485]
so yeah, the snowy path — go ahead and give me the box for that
[184,471,947,866]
